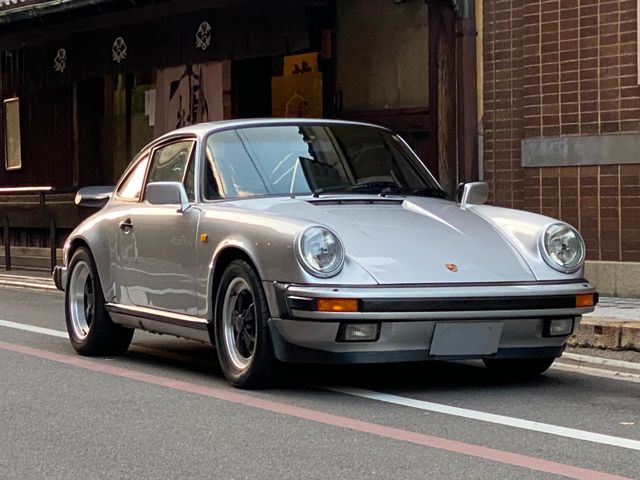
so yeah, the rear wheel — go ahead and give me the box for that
[65,247,133,356]
[483,357,555,378]
[214,259,275,388]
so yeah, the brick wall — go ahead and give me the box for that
[483,0,640,261]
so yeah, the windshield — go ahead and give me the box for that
[204,124,447,200]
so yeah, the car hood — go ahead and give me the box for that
[252,196,536,284]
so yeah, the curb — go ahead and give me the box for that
[0,278,58,293]
[569,317,640,352]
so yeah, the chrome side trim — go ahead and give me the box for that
[283,278,590,289]
[105,303,208,330]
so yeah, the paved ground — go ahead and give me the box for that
[0,286,638,479]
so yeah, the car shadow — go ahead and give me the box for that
[123,334,560,393]
[280,360,558,392]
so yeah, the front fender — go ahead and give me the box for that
[196,207,377,319]
[470,204,585,281]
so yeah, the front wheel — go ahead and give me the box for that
[483,357,556,378]
[65,247,133,356]
[214,259,275,388]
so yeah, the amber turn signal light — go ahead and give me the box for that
[575,293,596,308]
[317,298,359,313]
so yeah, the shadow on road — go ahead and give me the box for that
[122,334,559,393]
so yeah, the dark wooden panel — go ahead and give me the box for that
[0,83,73,189]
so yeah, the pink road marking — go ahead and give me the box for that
[0,339,632,480]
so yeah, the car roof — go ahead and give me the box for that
[153,118,391,144]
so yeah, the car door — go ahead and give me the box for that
[118,138,200,316]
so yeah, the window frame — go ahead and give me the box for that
[141,138,197,194]
[201,123,441,202]
[4,98,22,171]
[113,134,198,204]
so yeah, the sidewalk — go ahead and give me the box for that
[0,269,58,292]
[572,298,640,352]
[0,269,638,352]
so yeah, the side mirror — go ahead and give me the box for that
[460,182,489,209]
[145,181,191,213]
[74,186,113,208]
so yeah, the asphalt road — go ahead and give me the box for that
[0,287,638,480]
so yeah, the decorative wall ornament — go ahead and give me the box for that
[195,22,212,51]
[53,48,67,73]
[112,37,128,63]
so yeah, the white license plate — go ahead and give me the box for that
[429,322,503,356]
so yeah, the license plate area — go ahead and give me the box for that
[429,322,503,357]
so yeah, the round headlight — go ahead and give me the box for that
[296,226,345,278]
[540,223,585,272]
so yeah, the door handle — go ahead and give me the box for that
[119,218,133,233]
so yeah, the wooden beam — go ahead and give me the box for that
[0,0,317,49]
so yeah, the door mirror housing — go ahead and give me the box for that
[74,186,113,208]
[145,182,191,213]
[459,182,489,209]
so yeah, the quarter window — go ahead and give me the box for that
[147,140,194,184]
[117,155,149,201]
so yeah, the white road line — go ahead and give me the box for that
[328,386,640,452]
[553,362,640,384]
[2,318,640,451]
[562,352,640,372]
[0,319,68,338]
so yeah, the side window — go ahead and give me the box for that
[117,155,150,201]
[147,140,194,185]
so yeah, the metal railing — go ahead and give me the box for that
[0,186,56,272]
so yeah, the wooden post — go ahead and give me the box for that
[1,210,10,271]
[125,73,133,165]
[72,82,80,187]
[456,10,479,183]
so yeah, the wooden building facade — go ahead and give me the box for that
[0,0,478,268]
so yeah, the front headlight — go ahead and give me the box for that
[296,226,345,278]
[540,223,585,272]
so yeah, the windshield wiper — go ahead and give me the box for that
[312,181,396,197]
[379,186,450,199]
[311,182,449,200]
[311,185,352,197]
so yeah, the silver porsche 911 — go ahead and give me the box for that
[53,119,597,388]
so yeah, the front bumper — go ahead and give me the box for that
[265,280,597,364]
[52,266,67,291]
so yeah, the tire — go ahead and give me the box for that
[65,247,133,356]
[483,357,555,378]
[214,259,275,388]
